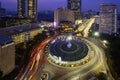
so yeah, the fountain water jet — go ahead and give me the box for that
[67,42,72,48]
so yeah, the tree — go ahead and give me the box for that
[98,72,107,80]
[0,70,3,80]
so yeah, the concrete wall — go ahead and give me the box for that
[0,42,15,76]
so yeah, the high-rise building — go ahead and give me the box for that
[18,0,37,19]
[0,2,6,17]
[99,4,117,34]
[18,0,27,18]
[67,0,81,20]
[28,0,37,19]
[54,7,75,27]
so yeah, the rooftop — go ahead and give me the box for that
[0,23,41,36]
[0,34,13,45]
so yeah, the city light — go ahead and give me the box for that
[102,40,108,44]
[41,25,44,28]
[101,40,109,48]
[0,0,119,80]
[53,22,57,27]
[67,35,72,41]
[94,32,99,37]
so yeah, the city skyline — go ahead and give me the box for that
[0,0,120,11]
[1,0,120,80]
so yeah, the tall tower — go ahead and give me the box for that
[18,0,37,19]
[99,4,117,34]
[28,0,37,19]
[67,0,81,20]
[18,0,28,18]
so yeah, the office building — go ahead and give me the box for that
[18,0,37,19]
[28,0,37,19]
[18,0,27,18]
[0,17,31,28]
[0,24,43,44]
[54,7,75,27]
[94,15,100,25]
[99,4,117,34]
[67,0,82,20]
[0,35,15,76]
[0,2,6,17]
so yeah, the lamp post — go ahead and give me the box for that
[102,40,108,48]
[93,32,99,38]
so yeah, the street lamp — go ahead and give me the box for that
[94,32,99,37]
[41,25,44,28]
[102,40,108,48]
[102,40,108,44]
[53,22,57,27]
[67,35,72,41]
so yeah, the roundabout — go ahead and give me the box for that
[45,35,95,67]
[49,35,88,61]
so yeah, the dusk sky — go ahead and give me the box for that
[0,0,120,11]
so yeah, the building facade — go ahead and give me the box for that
[0,17,31,28]
[0,24,43,44]
[60,22,75,34]
[18,0,37,19]
[28,0,37,19]
[0,35,15,76]
[54,7,75,27]
[18,0,27,18]
[99,4,117,34]
[67,0,81,20]
[94,15,100,25]
[0,2,6,18]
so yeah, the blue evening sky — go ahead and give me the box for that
[0,0,120,11]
